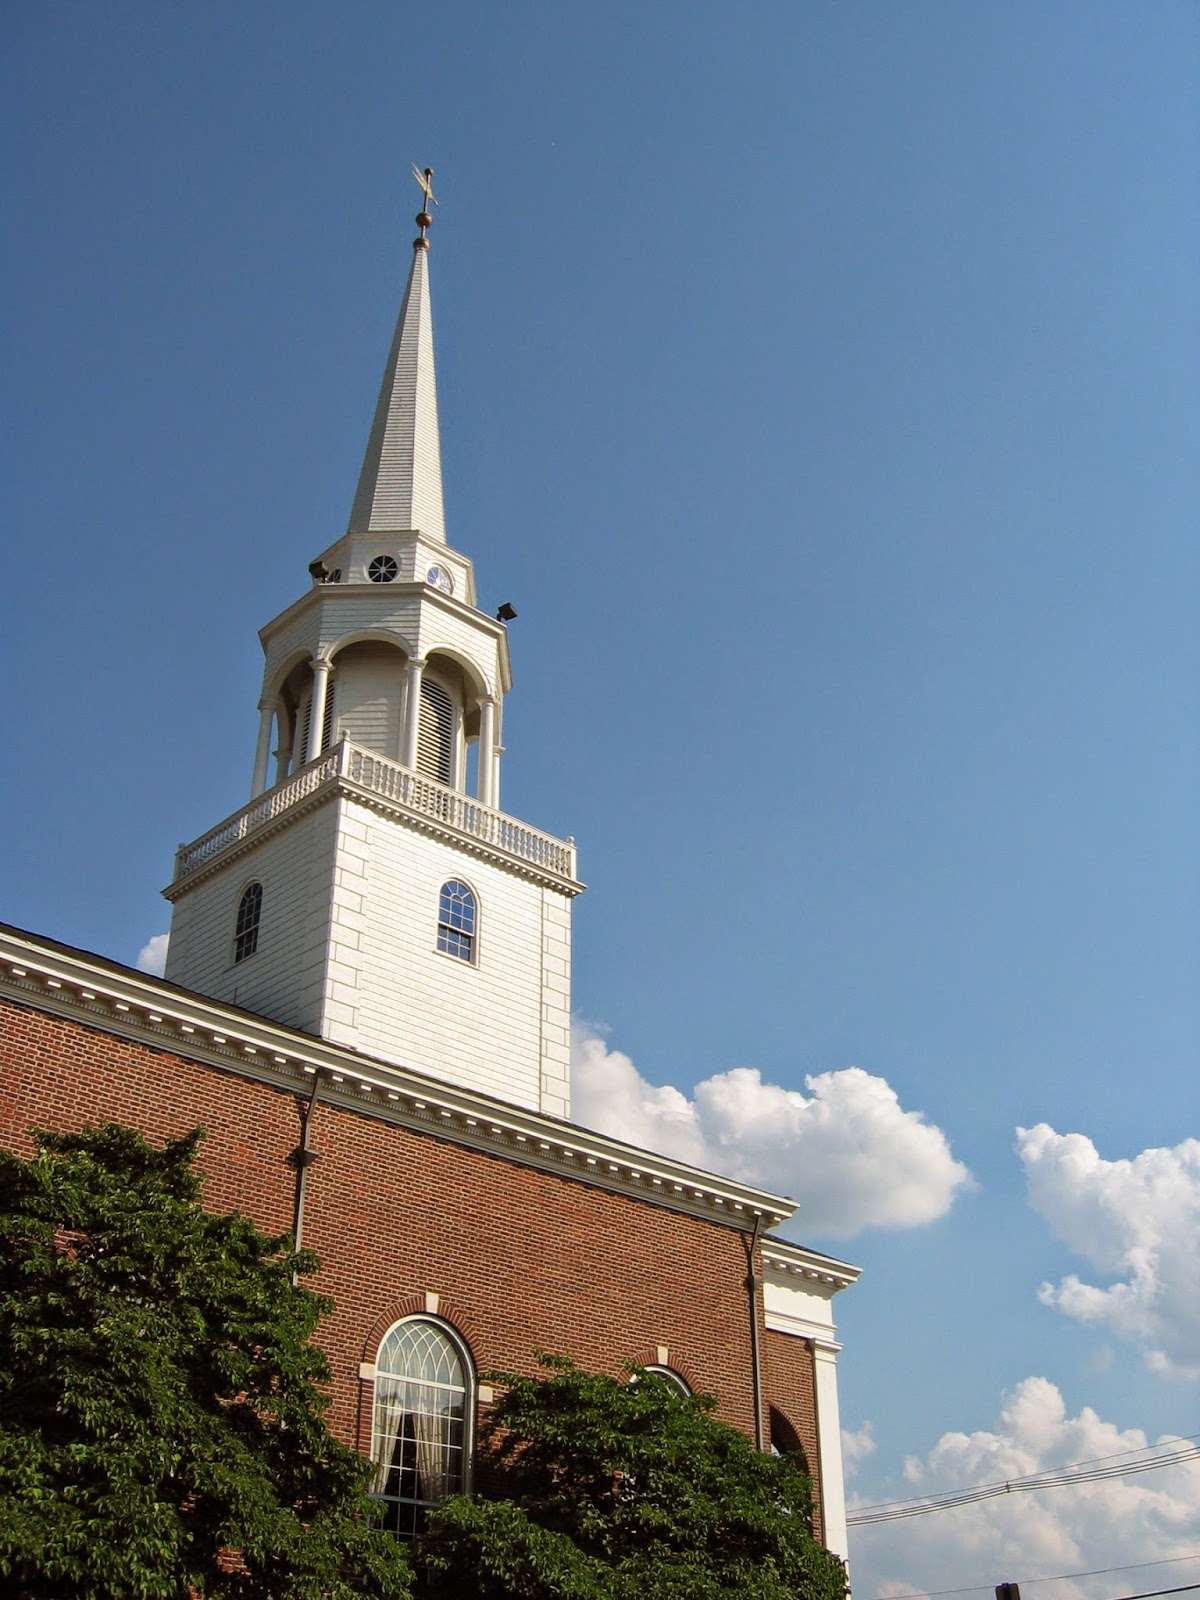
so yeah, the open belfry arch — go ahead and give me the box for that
[163,174,579,1118]
[0,167,860,1575]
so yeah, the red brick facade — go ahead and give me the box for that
[0,988,825,1539]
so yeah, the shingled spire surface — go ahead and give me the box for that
[347,239,445,542]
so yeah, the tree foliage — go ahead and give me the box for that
[0,1123,411,1600]
[417,1355,849,1600]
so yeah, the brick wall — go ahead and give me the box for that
[0,995,821,1516]
[763,1327,824,1543]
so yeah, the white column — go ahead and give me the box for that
[813,1340,850,1565]
[401,657,426,769]
[250,703,275,798]
[477,698,496,806]
[306,657,332,765]
[491,743,504,812]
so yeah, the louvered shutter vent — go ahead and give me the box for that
[299,699,313,764]
[321,682,335,752]
[417,680,454,784]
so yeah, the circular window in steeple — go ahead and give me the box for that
[368,555,398,584]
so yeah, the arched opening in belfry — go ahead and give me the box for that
[275,657,329,776]
[418,652,489,797]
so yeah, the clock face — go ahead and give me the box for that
[426,564,454,596]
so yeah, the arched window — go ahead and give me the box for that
[371,1318,472,1535]
[640,1365,691,1397]
[437,880,476,962]
[233,882,262,963]
[769,1405,809,1469]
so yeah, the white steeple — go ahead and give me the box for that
[347,202,445,542]
[162,170,582,1120]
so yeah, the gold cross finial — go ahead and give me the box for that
[411,163,438,207]
[411,164,437,249]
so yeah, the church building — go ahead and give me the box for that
[0,177,859,1567]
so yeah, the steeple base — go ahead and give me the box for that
[164,741,580,1118]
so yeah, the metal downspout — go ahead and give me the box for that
[289,1070,324,1285]
[745,1211,766,1451]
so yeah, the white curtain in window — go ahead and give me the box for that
[413,1393,455,1505]
[371,1380,407,1494]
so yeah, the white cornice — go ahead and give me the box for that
[762,1237,861,1293]
[258,577,509,653]
[0,925,793,1235]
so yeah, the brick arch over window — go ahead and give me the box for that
[632,1346,701,1397]
[368,1315,476,1537]
[362,1295,482,1364]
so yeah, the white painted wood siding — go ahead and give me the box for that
[332,642,405,758]
[164,804,339,1036]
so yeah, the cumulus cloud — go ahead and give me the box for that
[841,1422,876,1477]
[571,1025,970,1237]
[1018,1125,1200,1380]
[850,1379,1200,1600]
[136,933,169,977]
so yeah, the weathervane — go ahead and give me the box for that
[411,163,437,249]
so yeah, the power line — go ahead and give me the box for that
[851,1434,1200,1519]
[848,1442,1200,1526]
[1113,1585,1200,1600]
[1024,1558,1200,1590]
[862,1552,1200,1600]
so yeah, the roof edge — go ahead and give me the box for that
[0,923,795,1234]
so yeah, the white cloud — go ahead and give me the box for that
[842,1421,876,1477]
[571,1025,970,1237]
[136,933,169,976]
[850,1378,1200,1600]
[1018,1124,1200,1380]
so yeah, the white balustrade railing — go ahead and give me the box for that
[174,740,577,883]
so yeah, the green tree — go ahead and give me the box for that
[417,1355,848,1600]
[0,1123,412,1600]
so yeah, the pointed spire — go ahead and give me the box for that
[347,170,445,542]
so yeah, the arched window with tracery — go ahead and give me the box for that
[371,1318,473,1535]
[233,882,262,963]
[437,880,476,962]
[639,1365,691,1397]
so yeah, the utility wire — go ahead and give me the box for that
[851,1434,1200,1519]
[863,1552,1200,1600]
[1023,1559,1200,1590]
[1112,1585,1200,1600]
[848,1442,1199,1526]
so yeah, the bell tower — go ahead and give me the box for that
[163,173,582,1118]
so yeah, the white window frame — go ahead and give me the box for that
[369,1317,475,1536]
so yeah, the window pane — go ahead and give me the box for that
[234,883,262,963]
[437,882,475,962]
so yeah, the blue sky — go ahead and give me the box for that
[4,4,1198,1594]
